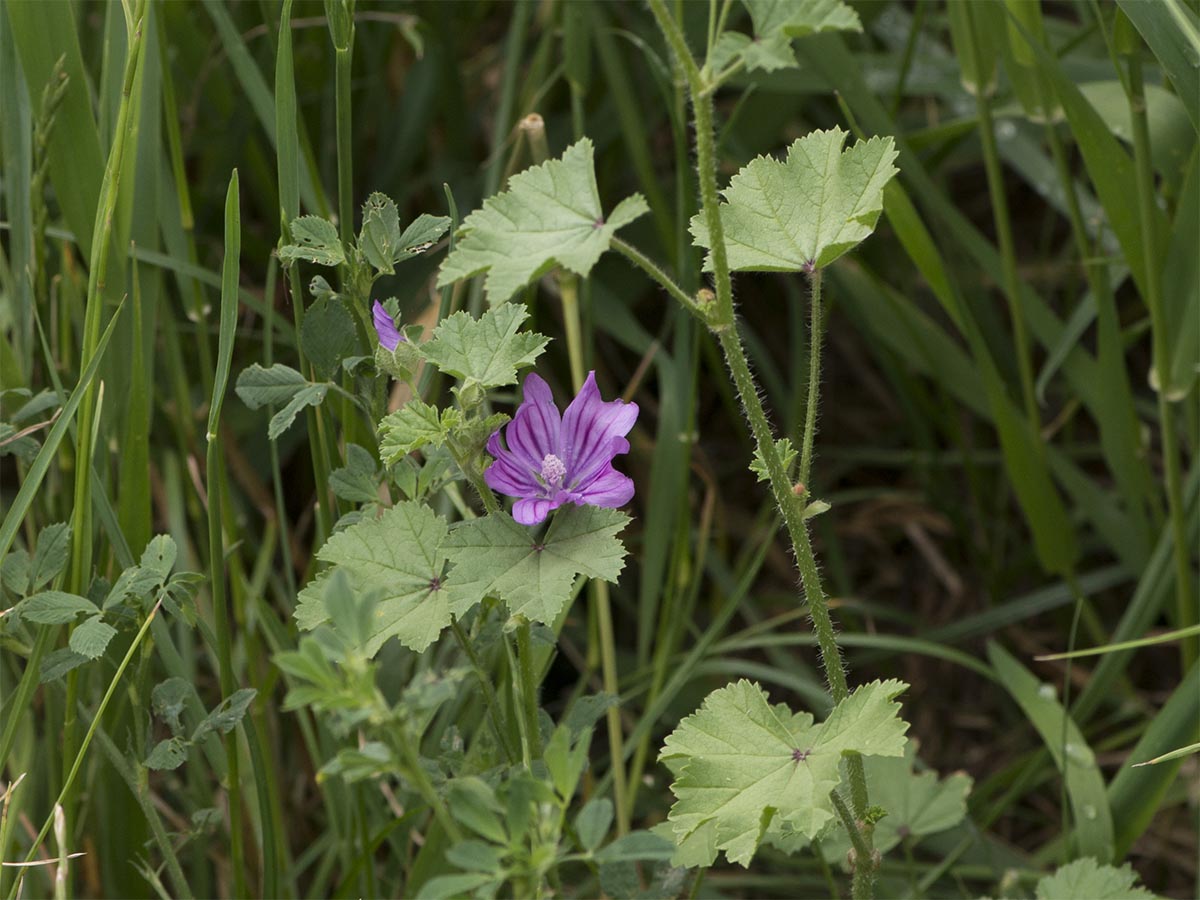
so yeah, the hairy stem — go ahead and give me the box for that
[646,1,875,891]
[797,268,824,490]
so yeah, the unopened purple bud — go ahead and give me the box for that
[372,300,403,351]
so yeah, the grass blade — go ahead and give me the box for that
[988,642,1114,863]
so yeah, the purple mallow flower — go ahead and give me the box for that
[485,371,638,526]
[373,300,403,351]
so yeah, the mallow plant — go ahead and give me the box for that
[225,4,1157,900]
[236,12,916,900]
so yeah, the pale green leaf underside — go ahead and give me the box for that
[442,506,630,625]
[819,742,972,860]
[710,0,862,73]
[437,139,648,303]
[1035,859,1159,900]
[659,678,909,868]
[69,615,118,659]
[419,304,549,389]
[296,502,477,655]
[691,128,898,271]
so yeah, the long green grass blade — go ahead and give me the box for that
[5,0,103,260]
[988,642,1114,863]
[1116,0,1200,134]
[206,169,245,896]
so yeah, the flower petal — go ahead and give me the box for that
[484,452,540,497]
[506,377,561,466]
[513,497,559,525]
[561,372,638,482]
[570,467,635,509]
[372,300,403,351]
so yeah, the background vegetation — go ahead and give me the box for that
[0,0,1196,897]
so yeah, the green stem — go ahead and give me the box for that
[9,604,162,897]
[390,720,462,843]
[831,789,873,879]
[966,6,1038,428]
[450,618,516,762]
[559,274,586,390]
[83,712,194,899]
[208,172,246,898]
[1126,54,1197,669]
[646,2,874,891]
[515,619,542,760]
[334,47,353,241]
[797,268,823,491]
[503,637,532,767]
[611,237,703,314]
[594,579,629,835]
[67,0,147,595]
[551,247,629,836]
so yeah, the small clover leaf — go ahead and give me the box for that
[69,614,117,659]
[359,193,450,274]
[28,522,70,591]
[330,444,382,504]
[280,216,345,266]
[691,127,898,272]
[437,138,648,303]
[659,678,909,868]
[235,363,331,439]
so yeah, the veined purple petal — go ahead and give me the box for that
[484,453,540,497]
[484,369,639,526]
[571,467,635,509]
[561,372,638,483]
[505,374,561,466]
[513,497,559,525]
[373,300,403,351]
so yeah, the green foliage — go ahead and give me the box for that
[68,615,117,659]
[28,522,69,590]
[750,437,797,482]
[279,215,344,266]
[329,443,381,504]
[301,296,357,379]
[711,0,862,73]
[819,742,972,861]
[419,302,549,391]
[235,363,332,439]
[659,679,909,867]
[295,504,476,655]
[443,506,631,625]
[437,139,648,303]
[359,192,450,274]
[19,590,96,624]
[3,3,1194,898]
[691,128,898,271]
[1035,858,1159,900]
[378,400,461,463]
